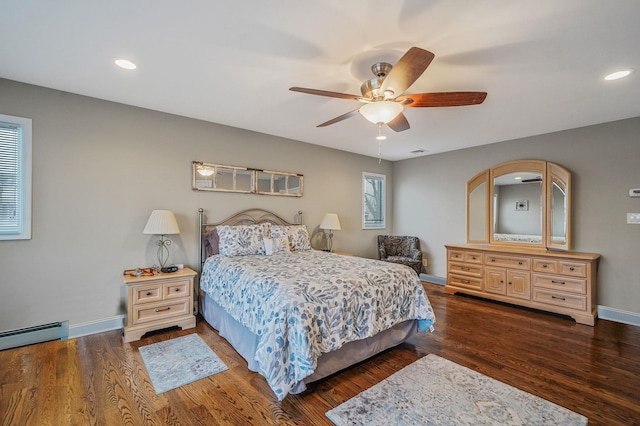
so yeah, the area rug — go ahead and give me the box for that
[326,354,587,426]
[139,334,228,394]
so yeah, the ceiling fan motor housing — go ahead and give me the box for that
[361,62,394,100]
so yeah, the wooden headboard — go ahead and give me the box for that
[197,208,302,272]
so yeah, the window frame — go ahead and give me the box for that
[362,172,386,229]
[0,113,32,240]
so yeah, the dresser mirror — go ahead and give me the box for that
[466,160,571,250]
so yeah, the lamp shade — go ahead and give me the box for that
[143,210,180,235]
[359,101,404,124]
[320,213,341,231]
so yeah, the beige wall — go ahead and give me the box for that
[0,78,393,332]
[2,76,638,331]
[393,117,640,314]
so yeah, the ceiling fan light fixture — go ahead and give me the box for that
[359,101,403,124]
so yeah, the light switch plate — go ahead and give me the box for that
[630,188,640,197]
[627,213,640,224]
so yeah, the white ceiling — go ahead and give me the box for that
[1,1,639,161]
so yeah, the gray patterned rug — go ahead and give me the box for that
[139,333,228,394]
[326,354,587,426]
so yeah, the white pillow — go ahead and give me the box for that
[217,223,271,256]
[271,225,311,251]
[263,237,291,255]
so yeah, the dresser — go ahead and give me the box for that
[445,245,600,325]
[122,267,197,342]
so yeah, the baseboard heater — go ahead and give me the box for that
[0,321,69,351]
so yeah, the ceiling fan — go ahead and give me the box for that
[290,47,487,133]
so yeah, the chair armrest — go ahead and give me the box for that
[378,246,387,260]
[410,247,422,261]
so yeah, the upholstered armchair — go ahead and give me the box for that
[377,235,423,275]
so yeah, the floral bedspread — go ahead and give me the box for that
[199,250,436,400]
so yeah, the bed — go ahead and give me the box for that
[197,208,435,400]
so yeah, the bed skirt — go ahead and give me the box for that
[199,290,417,395]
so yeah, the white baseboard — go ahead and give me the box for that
[64,306,638,340]
[597,306,640,327]
[68,315,124,339]
[420,274,446,285]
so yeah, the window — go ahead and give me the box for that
[362,172,386,229]
[0,114,32,240]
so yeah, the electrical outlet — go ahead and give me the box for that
[422,259,428,267]
[627,213,640,224]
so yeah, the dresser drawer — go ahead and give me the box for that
[558,261,587,278]
[533,289,586,311]
[164,280,190,299]
[449,250,482,264]
[532,258,558,274]
[448,274,483,290]
[533,274,587,294]
[133,284,163,304]
[449,262,483,277]
[485,254,530,270]
[132,298,190,325]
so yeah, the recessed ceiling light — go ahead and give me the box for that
[604,69,633,81]
[115,59,137,70]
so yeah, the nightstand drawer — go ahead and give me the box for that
[133,284,163,304]
[164,280,190,299]
[133,299,190,325]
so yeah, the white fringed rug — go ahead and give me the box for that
[139,334,228,394]
[326,354,587,426]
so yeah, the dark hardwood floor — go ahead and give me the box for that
[1,282,639,425]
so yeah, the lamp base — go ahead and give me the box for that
[156,235,173,268]
[326,231,334,253]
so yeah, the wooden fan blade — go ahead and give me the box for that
[317,110,360,127]
[290,87,360,101]
[399,92,487,107]
[387,112,410,132]
[380,47,435,97]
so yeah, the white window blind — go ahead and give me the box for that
[0,114,32,240]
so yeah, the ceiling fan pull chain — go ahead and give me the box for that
[376,122,385,163]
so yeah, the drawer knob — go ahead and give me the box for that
[569,267,575,271]
[461,279,470,284]
[175,288,180,292]
[491,258,496,262]
[551,280,566,285]
[551,296,566,301]
[518,261,523,265]
[156,307,171,312]
[542,264,548,268]
[146,292,152,296]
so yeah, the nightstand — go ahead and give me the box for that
[122,267,197,343]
